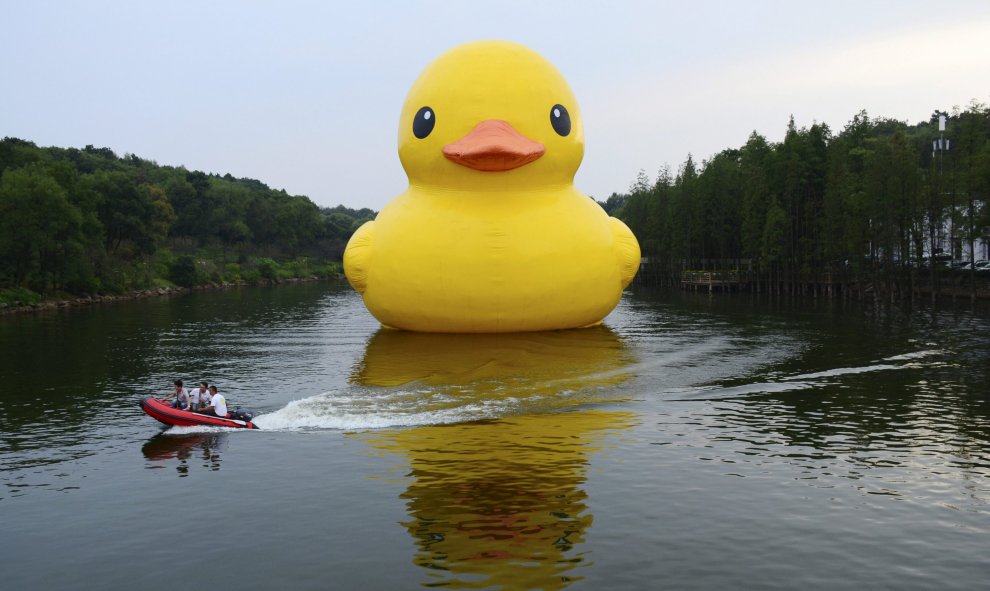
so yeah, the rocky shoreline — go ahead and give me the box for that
[0,276,340,316]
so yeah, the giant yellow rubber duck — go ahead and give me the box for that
[344,40,640,333]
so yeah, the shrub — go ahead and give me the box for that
[242,268,262,284]
[0,287,42,307]
[256,257,279,281]
[224,263,242,283]
[198,259,222,283]
[169,255,199,287]
[284,257,309,278]
[313,261,342,277]
[64,275,102,295]
[151,250,177,283]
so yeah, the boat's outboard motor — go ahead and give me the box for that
[230,408,255,421]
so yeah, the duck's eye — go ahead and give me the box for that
[550,104,571,136]
[413,106,436,139]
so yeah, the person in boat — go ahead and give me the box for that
[198,385,228,418]
[189,381,210,411]
[163,380,190,410]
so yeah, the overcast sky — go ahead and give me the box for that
[3,1,990,210]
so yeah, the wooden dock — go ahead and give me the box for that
[681,270,748,292]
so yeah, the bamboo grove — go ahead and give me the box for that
[608,103,990,301]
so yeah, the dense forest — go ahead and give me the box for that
[0,138,374,306]
[606,102,990,302]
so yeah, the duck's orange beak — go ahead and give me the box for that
[442,120,545,172]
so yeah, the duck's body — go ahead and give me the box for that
[347,187,638,332]
[344,41,639,333]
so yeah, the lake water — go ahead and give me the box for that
[1,282,987,590]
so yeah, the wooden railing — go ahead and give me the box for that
[680,270,747,291]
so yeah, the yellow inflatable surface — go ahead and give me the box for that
[363,409,634,589]
[344,40,640,333]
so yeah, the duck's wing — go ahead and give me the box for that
[343,220,375,294]
[609,217,641,288]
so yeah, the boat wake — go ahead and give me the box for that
[251,326,638,431]
[165,345,949,432]
[252,380,627,431]
[672,348,948,400]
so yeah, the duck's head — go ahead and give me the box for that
[398,40,584,193]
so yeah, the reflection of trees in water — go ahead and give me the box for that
[703,310,990,466]
[366,411,633,590]
[706,375,990,463]
[142,433,227,476]
[672,360,990,498]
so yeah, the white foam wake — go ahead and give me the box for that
[679,349,947,399]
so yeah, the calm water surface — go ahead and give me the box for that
[1,282,987,590]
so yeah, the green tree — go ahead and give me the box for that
[0,166,85,291]
[739,132,773,261]
[80,170,156,255]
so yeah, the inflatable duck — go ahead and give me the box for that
[344,40,640,333]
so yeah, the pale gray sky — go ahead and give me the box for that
[3,1,989,210]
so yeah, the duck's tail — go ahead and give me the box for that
[344,220,375,294]
[610,217,641,288]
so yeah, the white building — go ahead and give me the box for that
[928,201,989,263]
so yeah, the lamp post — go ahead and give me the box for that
[933,113,952,262]
[927,112,950,305]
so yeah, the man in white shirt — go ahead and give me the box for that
[189,381,210,411]
[201,385,227,417]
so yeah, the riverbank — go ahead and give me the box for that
[0,275,345,316]
[638,263,990,303]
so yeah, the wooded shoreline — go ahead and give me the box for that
[0,275,345,317]
[607,104,990,307]
[639,260,990,303]
[4,101,988,314]
[0,137,370,308]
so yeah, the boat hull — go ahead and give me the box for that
[140,397,259,429]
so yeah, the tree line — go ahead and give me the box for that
[0,138,374,304]
[4,100,988,308]
[607,102,990,301]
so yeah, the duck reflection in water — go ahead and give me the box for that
[142,432,228,475]
[355,327,636,590]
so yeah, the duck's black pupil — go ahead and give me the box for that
[550,104,571,136]
[413,106,435,139]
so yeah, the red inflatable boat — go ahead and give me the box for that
[140,397,259,429]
